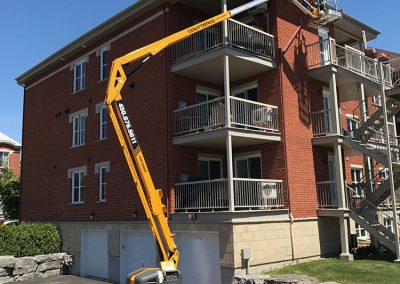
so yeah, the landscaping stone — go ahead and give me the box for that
[15,272,36,281]
[0,257,15,269]
[13,257,37,275]
[37,260,61,272]
[0,269,7,278]
[34,253,66,263]
[39,269,61,278]
[0,277,11,284]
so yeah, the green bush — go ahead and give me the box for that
[0,223,62,257]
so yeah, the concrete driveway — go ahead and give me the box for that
[19,275,110,284]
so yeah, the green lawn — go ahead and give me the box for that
[266,254,400,284]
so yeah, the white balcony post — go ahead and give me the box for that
[379,62,400,262]
[226,133,235,211]
[222,0,231,128]
[339,216,353,261]
[329,73,340,135]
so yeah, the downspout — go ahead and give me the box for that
[164,4,171,219]
[279,24,302,262]
[16,81,26,222]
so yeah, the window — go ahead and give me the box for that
[198,156,223,180]
[72,171,85,204]
[73,60,87,92]
[235,154,262,179]
[69,108,88,147]
[351,167,364,197]
[100,48,109,81]
[355,223,368,239]
[232,83,258,102]
[95,162,110,202]
[0,152,9,168]
[372,95,382,106]
[100,106,107,140]
[384,217,394,233]
[99,166,107,202]
[346,116,359,140]
[196,87,220,104]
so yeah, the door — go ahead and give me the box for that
[235,155,262,179]
[318,28,330,65]
[351,167,364,197]
[120,231,157,284]
[327,154,338,205]
[198,157,223,180]
[322,88,332,133]
[174,232,221,284]
[81,230,108,279]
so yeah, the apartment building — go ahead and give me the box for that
[16,0,400,283]
[0,132,21,221]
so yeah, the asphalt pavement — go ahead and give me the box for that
[19,275,110,284]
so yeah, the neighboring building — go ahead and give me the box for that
[15,0,400,283]
[0,132,21,221]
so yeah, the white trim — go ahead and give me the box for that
[350,164,363,169]
[233,152,262,178]
[95,161,110,174]
[197,155,223,179]
[196,86,221,97]
[96,43,111,57]
[70,56,89,71]
[67,166,87,179]
[232,81,258,95]
[69,108,88,123]
[95,102,105,113]
[233,150,262,159]
[25,10,165,91]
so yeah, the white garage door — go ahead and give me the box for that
[175,232,221,284]
[120,231,157,284]
[81,230,108,279]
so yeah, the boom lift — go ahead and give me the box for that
[104,0,268,283]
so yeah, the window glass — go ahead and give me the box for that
[249,157,262,179]
[0,152,9,167]
[73,62,86,92]
[236,159,249,178]
[100,107,107,139]
[209,160,221,180]
[100,167,107,201]
[198,160,209,180]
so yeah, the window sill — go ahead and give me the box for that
[70,143,86,149]
[69,202,84,205]
[97,78,108,84]
[97,200,107,204]
[97,138,107,142]
[71,88,87,95]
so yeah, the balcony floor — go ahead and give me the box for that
[173,127,281,148]
[172,47,277,83]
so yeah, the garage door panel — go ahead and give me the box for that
[120,231,157,284]
[81,230,108,279]
[175,232,221,284]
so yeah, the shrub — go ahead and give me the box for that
[0,167,20,219]
[0,223,62,257]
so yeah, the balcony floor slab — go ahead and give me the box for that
[173,127,281,148]
[171,209,289,223]
[172,47,277,83]
[317,208,349,218]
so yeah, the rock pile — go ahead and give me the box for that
[0,253,72,283]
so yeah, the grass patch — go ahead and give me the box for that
[267,254,399,284]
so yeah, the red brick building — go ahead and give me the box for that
[16,0,400,283]
[0,132,21,221]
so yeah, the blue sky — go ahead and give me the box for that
[0,0,399,143]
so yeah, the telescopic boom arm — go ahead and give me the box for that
[104,0,268,282]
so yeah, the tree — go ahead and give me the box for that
[0,168,20,220]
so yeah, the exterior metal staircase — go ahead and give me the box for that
[347,185,398,253]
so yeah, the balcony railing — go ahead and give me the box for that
[306,39,396,87]
[311,109,332,137]
[174,178,284,211]
[172,19,275,64]
[173,97,279,136]
[317,181,338,208]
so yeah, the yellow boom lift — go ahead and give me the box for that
[104,0,268,283]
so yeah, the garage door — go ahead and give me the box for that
[175,232,221,284]
[81,230,108,279]
[120,231,157,284]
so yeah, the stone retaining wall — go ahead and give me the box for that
[0,253,72,283]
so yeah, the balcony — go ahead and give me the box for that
[171,19,277,83]
[317,181,338,209]
[306,39,398,99]
[174,178,284,212]
[173,97,280,147]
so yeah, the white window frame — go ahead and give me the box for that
[68,166,87,204]
[0,151,10,168]
[95,162,110,202]
[98,46,110,81]
[232,81,259,101]
[197,154,223,180]
[71,58,88,93]
[96,102,107,140]
[355,223,368,240]
[196,86,220,103]
[384,217,394,233]
[69,108,88,148]
[234,152,262,179]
